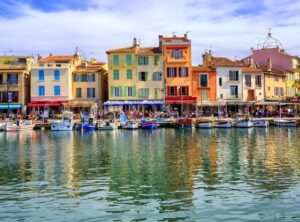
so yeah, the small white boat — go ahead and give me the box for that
[98,120,118,130]
[274,119,297,127]
[252,120,269,127]
[215,121,232,128]
[3,120,36,132]
[235,121,254,128]
[196,121,214,128]
[50,111,74,131]
[122,121,139,129]
[0,122,6,131]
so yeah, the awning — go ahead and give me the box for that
[103,100,164,106]
[0,104,21,109]
[196,101,226,106]
[165,96,197,105]
[27,102,63,107]
[65,101,97,107]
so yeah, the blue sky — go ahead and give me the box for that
[0,0,299,63]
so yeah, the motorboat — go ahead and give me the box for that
[274,119,297,127]
[77,117,96,131]
[195,120,214,129]
[50,111,74,131]
[215,120,232,128]
[175,118,193,129]
[3,120,36,132]
[140,120,159,129]
[122,121,139,129]
[235,121,254,128]
[251,120,269,127]
[97,120,118,130]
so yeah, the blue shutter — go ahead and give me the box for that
[38,70,44,81]
[54,70,60,81]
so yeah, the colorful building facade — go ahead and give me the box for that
[0,56,33,113]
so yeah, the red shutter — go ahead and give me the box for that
[167,86,170,96]
[174,87,178,96]
[174,68,177,77]
[186,86,189,96]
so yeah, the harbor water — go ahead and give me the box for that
[0,128,300,221]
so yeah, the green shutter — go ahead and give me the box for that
[126,54,132,65]
[145,56,149,65]
[145,72,148,81]
[146,88,149,98]
[113,55,119,65]
[110,86,114,97]
[137,88,141,98]
[113,69,119,80]
[154,55,159,65]
[133,86,136,97]
[124,86,128,97]
[119,86,123,97]
[127,69,132,79]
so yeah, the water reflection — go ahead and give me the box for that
[0,128,299,221]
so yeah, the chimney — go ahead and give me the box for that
[184,33,187,38]
[202,50,212,67]
[250,57,255,67]
[49,53,53,57]
[37,53,42,61]
[133,37,139,48]
[267,58,272,72]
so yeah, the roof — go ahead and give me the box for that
[242,66,263,73]
[261,66,286,76]
[210,57,243,67]
[159,35,190,43]
[106,46,161,55]
[73,62,107,74]
[38,55,77,63]
[192,66,215,72]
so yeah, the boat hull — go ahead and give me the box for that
[141,123,158,129]
[252,121,269,127]
[215,121,232,128]
[235,121,254,128]
[50,123,73,131]
[274,120,297,127]
[4,124,35,132]
[196,122,214,128]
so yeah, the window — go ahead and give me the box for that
[38,70,44,81]
[139,72,148,81]
[245,74,251,87]
[219,77,222,86]
[274,76,279,81]
[87,74,95,82]
[179,67,188,77]
[138,56,149,65]
[0,74,2,84]
[230,86,238,98]
[268,86,270,91]
[199,74,208,87]
[113,69,119,80]
[154,55,159,65]
[201,90,208,101]
[255,75,261,87]
[220,94,223,99]
[73,74,81,82]
[87,88,96,98]
[153,72,162,81]
[54,86,60,96]
[155,88,160,99]
[38,86,45,96]
[172,49,183,59]
[167,67,177,77]
[167,86,177,96]
[229,70,239,81]
[82,74,87,82]
[54,70,60,81]
[140,88,149,98]
[180,86,188,96]
[127,87,133,97]
[127,69,132,80]
[126,54,132,65]
[7,74,18,84]
[76,88,81,98]
[113,55,119,65]
[112,86,122,97]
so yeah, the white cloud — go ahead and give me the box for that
[0,0,299,64]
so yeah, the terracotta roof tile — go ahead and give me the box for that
[210,57,243,67]
[242,66,263,73]
[192,66,214,72]
[38,55,77,63]
[74,62,107,74]
[106,46,161,55]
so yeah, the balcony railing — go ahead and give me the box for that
[166,55,187,63]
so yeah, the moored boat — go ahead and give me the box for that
[215,120,232,128]
[140,121,159,129]
[274,119,297,127]
[175,118,193,129]
[251,120,269,127]
[76,117,96,131]
[235,121,254,128]
[195,120,214,129]
[122,121,139,129]
[3,120,36,132]
[97,120,118,130]
[50,111,74,131]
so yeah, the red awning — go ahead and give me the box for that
[27,102,62,107]
[165,96,197,104]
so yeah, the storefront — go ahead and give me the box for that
[103,100,164,112]
[165,96,197,116]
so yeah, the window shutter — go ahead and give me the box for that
[145,72,148,81]
[119,86,123,97]
[186,86,189,96]
[137,88,141,98]
[110,86,114,97]
[175,87,178,96]
[167,68,170,77]
[133,86,136,97]
[146,88,149,98]
[124,86,128,97]
[174,68,177,77]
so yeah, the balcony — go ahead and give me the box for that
[166,55,187,63]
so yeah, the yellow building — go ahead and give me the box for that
[105,38,164,111]
[0,56,33,113]
[264,68,286,101]
[70,60,108,112]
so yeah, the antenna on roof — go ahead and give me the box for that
[172,31,178,36]
[268,27,272,37]
[75,46,80,57]
[185,31,191,35]
[138,38,142,46]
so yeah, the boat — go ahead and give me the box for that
[175,118,193,129]
[195,120,214,128]
[97,120,118,130]
[50,111,74,131]
[140,120,159,129]
[0,122,6,131]
[235,121,254,128]
[77,117,96,131]
[274,119,297,127]
[251,120,269,127]
[122,121,139,129]
[215,120,232,128]
[3,120,36,132]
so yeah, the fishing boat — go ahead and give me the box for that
[274,119,297,127]
[97,120,118,130]
[3,120,36,132]
[215,120,232,128]
[122,121,139,129]
[77,117,96,131]
[251,120,269,127]
[175,118,193,129]
[235,120,254,128]
[195,120,214,128]
[0,122,6,131]
[140,120,159,129]
[50,111,74,131]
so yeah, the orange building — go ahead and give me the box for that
[159,34,196,114]
[192,65,217,109]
